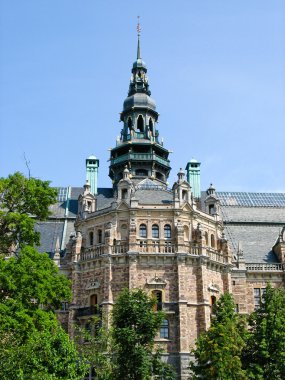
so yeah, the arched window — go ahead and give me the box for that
[149,118,154,134]
[137,115,144,132]
[127,117,132,131]
[164,225,171,239]
[182,190,187,200]
[139,224,147,238]
[98,229,103,244]
[152,290,162,311]
[89,231,94,246]
[160,319,169,339]
[211,234,215,248]
[152,224,159,238]
[205,232,209,246]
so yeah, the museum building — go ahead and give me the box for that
[37,35,285,379]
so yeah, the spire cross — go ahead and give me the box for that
[137,16,141,36]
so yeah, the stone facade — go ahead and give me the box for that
[61,181,232,378]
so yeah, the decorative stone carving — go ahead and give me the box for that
[208,284,220,293]
[85,280,100,290]
[146,275,167,288]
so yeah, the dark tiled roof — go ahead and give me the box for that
[220,206,285,224]
[36,221,65,256]
[134,188,173,204]
[96,188,114,210]
[223,224,279,263]
[199,191,285,263]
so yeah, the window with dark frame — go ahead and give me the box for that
[152,224,159,238]
[160,319,169,339]
[254,288,266,309]
[98,229,103,244]
[164,224,171,239]
[139,224,147,238]
[89,231,94,246]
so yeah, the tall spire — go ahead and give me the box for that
[137,16,141,59]
[128,17,151,97]
[108,24,171,185]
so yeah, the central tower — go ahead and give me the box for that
[109,30,171,185]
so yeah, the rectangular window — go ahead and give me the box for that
[254,288,266,309]
[160,319,169,339]
[61,301,69,311]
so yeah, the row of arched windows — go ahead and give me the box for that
[127,115,154,134]
[89,230,103,246]
[205,232,216,248]
[139,224,171,239]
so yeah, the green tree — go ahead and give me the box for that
[0,173,88,379]
[76,315,114,380]
[0,246,88,379]
[111,288,176,380]
[0,325,88,380]
[0,171,57,254]
[242,284,285,380]
[190,292,248,380]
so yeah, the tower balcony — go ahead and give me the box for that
[78,242,229,264]
[110,152,170,167]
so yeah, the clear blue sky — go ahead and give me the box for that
[1,0,284,192]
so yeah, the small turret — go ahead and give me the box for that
[205,183,221,217]
[185,159,201,199]
[172,168,192,206]
[117,166,134,203]
[86,155,99,195]
[78,180,96,217]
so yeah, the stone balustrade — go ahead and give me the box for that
[246,263,284,272]
[77,241,229,264]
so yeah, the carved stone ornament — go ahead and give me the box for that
[208,284,220,293]
[85,280,100,290]
[146,276,167,287]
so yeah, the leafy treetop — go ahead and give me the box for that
[0,172,57,253]
[190,292,248,380]
[243,284,285,380]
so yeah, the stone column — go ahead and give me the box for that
[128,252,138,289]
[176,254,191,380]
[196,256,211,333]
[102,255,113,326]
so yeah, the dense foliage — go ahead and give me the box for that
[0,246,88,379]
[76,315,114,380]
[242,284,285,379]
[0,173,87,379]
[190,292,248,380]
[111,288,175,380]
[0,171,57,254]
